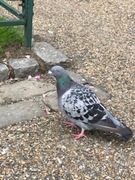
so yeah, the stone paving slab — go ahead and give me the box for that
[32,42,68,66]
[0,100,44,128]
[43,90,59,112]
[8,58,39,78]
[0,79,55,103]
[67,71,85,84]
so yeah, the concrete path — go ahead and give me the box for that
[0,100,44,128]
[0,78,55,128]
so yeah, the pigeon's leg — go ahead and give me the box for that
[44,108,50,115]
[73,129,87,139]
[64,121,77,128]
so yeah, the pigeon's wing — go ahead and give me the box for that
[60,85,110,125]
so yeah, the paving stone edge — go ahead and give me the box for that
[0,41,70,82]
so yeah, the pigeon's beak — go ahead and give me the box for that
[48,70,52,75]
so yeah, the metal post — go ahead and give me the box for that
[23,0,34,48]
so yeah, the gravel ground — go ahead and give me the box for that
[0,0,135,179]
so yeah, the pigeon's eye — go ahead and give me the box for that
[52,69,59,73]
[55,70,59,73]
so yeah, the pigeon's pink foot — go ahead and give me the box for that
[44,108,50,115]
[64,121,77,128]
[73,129,86,139]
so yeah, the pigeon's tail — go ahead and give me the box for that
[116,123,133,141]
[91,116,133,141]
[101,108,133,141]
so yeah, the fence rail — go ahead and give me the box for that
[0,0,34,48]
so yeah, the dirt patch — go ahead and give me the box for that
[0,42,34,61]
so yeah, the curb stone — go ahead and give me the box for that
[32,42,69,66]
[0,63,9,81]
[8,58,39,78]
[0,42,69,82]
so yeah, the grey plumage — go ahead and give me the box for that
[48,65,133,141]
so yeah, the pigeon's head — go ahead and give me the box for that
[48,66,68,80]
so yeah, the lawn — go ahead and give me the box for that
[0,16,23,54]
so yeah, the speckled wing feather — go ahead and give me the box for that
[60,84,109,125]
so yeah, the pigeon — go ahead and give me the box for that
[48,65,133,141]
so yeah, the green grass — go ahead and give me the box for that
[0,16,24,54]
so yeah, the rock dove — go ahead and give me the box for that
[48,65,133,141]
